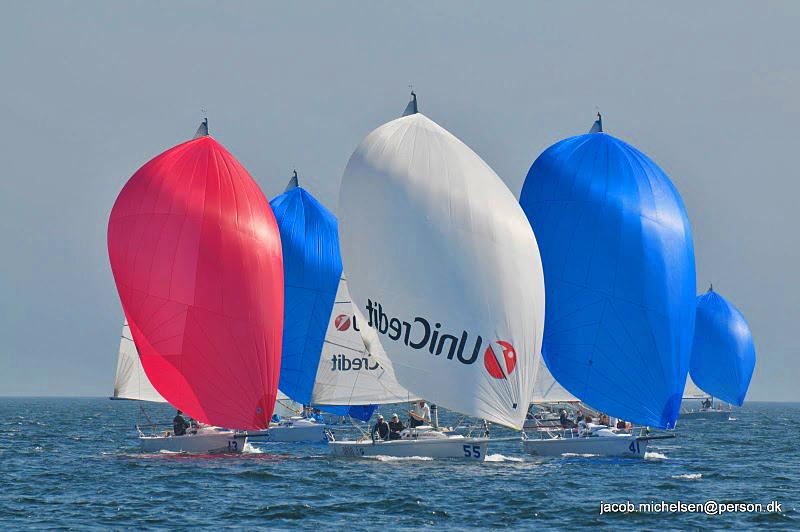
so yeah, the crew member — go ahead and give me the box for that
[388,413,405,440]
[372,414,389,441]
[702,398,712,409]
[409,400,431,428]
[172,410,189,436]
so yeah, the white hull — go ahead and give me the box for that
[680,409,731,421]
[330,435,490,460]
[524,433,647,458]
[248,419,327,442]
[140,429,245,454]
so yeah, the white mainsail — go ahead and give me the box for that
[530,357,577,404]
[311,276,417,405]
[112,322,166,402]
[339,110,546,429]
[682,374,709,400]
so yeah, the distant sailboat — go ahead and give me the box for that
[681,285,755,420]
[519,115,695,456]
[107,119,284,453]
[331,92,545,459]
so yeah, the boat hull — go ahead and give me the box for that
[523,434,647,458]
[140,430,245,454]
[680,409,731,421]
[249,420,327,442]
[330,436,490,460]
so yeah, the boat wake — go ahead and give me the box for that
[367,455,434,462]
[242,442,264,454]
[671,473,702,480]
[561,453,598,458]
[484,453,524,462]
[644,451,668,460]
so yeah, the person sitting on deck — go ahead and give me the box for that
[372,414,389,441]
[409,400,431,428]
[311,409,325,423]
[578,415,593,437]
[598,413,610,426]
[172,410,189,436]
[271,413,281,423]
[559,409,576,429]
[702,398,712,409]
[616,418,627,430]
[388,413,405,440]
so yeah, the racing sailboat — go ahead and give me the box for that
[107,119,284,453]
[330,92,546,460]
[518,115,696,457]
[680,285,755,421]
[262,173,414,442]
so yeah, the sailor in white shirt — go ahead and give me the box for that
[409,400,431,428]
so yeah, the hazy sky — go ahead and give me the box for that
[1,1,797,400]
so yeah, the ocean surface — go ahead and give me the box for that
[0,399,797,530]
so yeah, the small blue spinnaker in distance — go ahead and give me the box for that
[690,286,756,406]
[519,119,696,429]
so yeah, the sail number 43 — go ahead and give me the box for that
[463,444,481,459]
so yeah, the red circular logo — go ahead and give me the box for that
[484,340,517,379]
[334,314,351,331]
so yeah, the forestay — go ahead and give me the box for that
[107,124,284,430]
[690,287,756,406]
[339,107,545,430]
[112,321,166,403]
[519,125,696,429]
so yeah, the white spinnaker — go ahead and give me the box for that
[311,276,418,405]
[530,357,577,404]
[112,322,167,402]
[339,113,545,429]
[682,374,709,400]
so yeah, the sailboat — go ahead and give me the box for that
[518,115,696,457]
[680,285,756,421]
[107,119,284,453]
[329,92,546,460]
[680,374,731,420]
[259,173,415,442]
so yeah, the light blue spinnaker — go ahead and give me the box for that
[519,122,696,429]
[689,286,756,407]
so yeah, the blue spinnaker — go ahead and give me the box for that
[690,288,755,406]
[316,404,378,422]
[270,183,343,405]
[519,130,696,429]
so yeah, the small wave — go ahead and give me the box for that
[242,442,264,454]
[484,453,524,462]
[644,451,668,460]
[728,417,737,421]
[157,449,185,455]
[561,453,598,457]
[671,473,701,480]
[368,455,434,462]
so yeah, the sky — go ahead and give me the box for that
[0,1,797,400]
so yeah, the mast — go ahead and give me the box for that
[402,90,418,116]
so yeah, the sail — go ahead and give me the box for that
[689,288,756,406]
[339,112,546,430]
[519,129,696,429]
[107,128,284,430]
[588,113,602,133]
[530,356,577,404]
[270,181,342,405]
[682,374,708,400]
[311,276,416,405]
[112,321,167,402]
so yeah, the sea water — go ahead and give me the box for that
[0,399,797,529]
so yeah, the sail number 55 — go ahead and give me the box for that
[463,444,481,459]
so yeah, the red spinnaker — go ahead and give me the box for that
[108,135,283,430]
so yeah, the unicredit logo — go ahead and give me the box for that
[484,341,517,379]
[330,354,379,371]
[365,299,516,374]
[334,314,351,331]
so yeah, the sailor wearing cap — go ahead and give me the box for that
[372,414,390,441]
[388,413,405,440]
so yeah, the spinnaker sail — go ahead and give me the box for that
[339,98,545,430]
[519,121,696,429]
[112,321,166,403]
[689,287,756,406]
[270,177,414,413]
[107,123,284,430]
